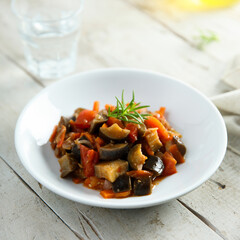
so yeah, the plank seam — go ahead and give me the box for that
[76,207,104,240]
[0,155,86,240]
[177,199,228,240]
[227,146,240,157]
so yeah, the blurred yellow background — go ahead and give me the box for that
[174,0,239,10]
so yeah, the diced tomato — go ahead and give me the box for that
[95,137,105,152]
[145,116,171,143]
[69,120,84,133]
[80,145,99,177]
[125,123,138,143]
[56,125,66,148]
[107,117,124,128]
[84,176,104,190]
[168,144,185,164]
[72,178,83,184]
[93,101,100,112]
[161,152,177,176]
[49,125,58,143]
[76,110,97,129]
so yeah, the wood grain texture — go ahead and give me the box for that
[0,51,222,240]
[0,0,239,239]
[126,0,240,61]
[0,158,82,240]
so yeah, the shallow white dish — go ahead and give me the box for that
[15,68,227,209]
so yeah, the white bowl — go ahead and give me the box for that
[15,68,227,209]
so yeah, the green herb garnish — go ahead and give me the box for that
[107,90,150,125]
[194,30,219,50]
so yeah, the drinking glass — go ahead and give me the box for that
[12,0,84,79]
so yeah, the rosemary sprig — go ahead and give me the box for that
[107,90,150,125]
[194,30,219,50]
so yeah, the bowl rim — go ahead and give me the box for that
[15,68,228,208]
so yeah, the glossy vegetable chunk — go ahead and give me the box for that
[58,155,78,178]
[80,145,99,177]
[127,144,147,170]
[133,177,152,196]
[89,111,108,134]
[100,123,130,142]
[143,155,164,176]
[113,174,131,193]
[99,143,128,161]
[161,152,177,176]
[172,136,187,156]
[145,116,171,143]
[144,128,162,152]
[71,144,81,162]
[76,110,97,129]
[94,159,128,182]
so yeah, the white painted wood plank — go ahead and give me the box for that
[0,0,230,97]
[0,0,238,239]
[180,149,240,240]
[0,158,81,240]
[127,0,240,62]
[0,51,223,240]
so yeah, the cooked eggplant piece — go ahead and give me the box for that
[72,166,85,179]
[113,174,131,193]
[94,159,128,182]
[144,128,162,152]
[71,144,81,162]
[75,139,93,149]
[143,155,164,176]
[172,136,186,156]
[100,123,130,142]
[133,177,152,196]
[137,123,147,138]
[99,143,128,161]
[89,112,108,134]
[58,155,78,178]
[127,144,147,170]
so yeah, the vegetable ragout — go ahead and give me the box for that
[49,91,186,198]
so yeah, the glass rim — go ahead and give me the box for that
[11,0,84,23]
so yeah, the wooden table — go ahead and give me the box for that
[0,0,239,239]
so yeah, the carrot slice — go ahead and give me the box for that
[93,101,100,112]
[105,104,115,112]
[56,125,66,148]
[145,116,171,143]
[161,152,177,176]
[100,189,115,199]
[115,190,131,198]
[168,144,185,163]
[101,123,108,128]
[49,125,58,143]
[158,107,166,117]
